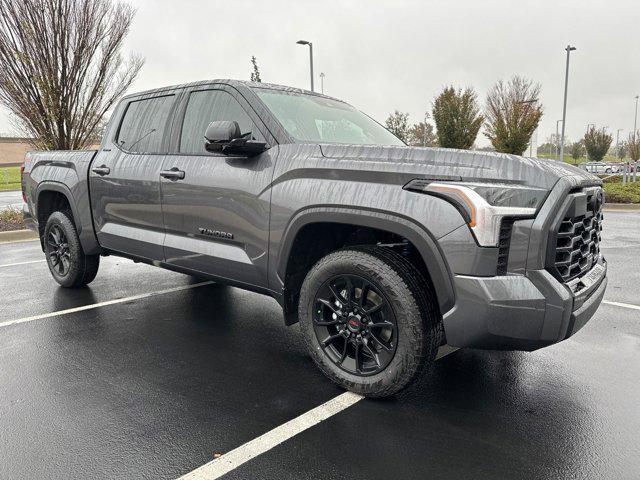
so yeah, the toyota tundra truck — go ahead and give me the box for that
[21,80,607,397]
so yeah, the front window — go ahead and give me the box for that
[179,89,264,154]
[253,88,404,146]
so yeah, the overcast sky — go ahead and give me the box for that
[1,0,639,148]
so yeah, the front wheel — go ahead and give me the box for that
[44,211,100,288]
[299,247,442,398]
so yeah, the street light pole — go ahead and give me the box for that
[517,98,538,157]
[559,45,576,163]
[529,128,536,157]
[616,128,623,159]
[634,95,639,141]
[423,112,428,147]
[296,40,314,91]
[556,119,563,158]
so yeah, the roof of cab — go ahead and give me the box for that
[121,79,345,103]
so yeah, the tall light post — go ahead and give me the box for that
[559,45,576,163]
[319,72,325,94]
[296,40,314,92]
[517,98,538,156]
[616,128,624,159]
[423,112,428,147]
[556,119,563,158]
[634,95,639,141]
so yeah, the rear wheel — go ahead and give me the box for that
[44,211,100,288]
[299,247,442,397]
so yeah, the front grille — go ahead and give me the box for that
[552,187,604,282]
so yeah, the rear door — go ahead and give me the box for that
[89,92,177,260]
[160,85,277,288]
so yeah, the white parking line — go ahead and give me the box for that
[178,391,364,480]
[178,345,459,480]
[602,300,640,311]
[0,259,45,268]
[0,281,214,329]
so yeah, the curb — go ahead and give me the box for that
[603,204,640,212]
[0,229,38,244]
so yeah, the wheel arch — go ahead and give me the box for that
[276,207,455,324]
[34,181,101,254]
[36,182,80,227]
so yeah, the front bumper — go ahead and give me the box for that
[442,258,607,351]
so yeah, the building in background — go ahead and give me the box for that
[0,137,35,166]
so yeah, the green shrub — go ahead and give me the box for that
[603,182,640,203]
[598,174,620,184]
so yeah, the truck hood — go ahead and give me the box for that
[319,144,599,190]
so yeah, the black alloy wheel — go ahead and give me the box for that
[299,247,443,397]
[43,210,100,288]
[46,224,71,276]
[312,274,398,376]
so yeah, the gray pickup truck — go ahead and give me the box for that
[21,80,607,397]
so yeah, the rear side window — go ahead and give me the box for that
[116,95,174,153]
[179,89,264,154]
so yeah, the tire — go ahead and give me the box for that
[43,211,100,288]
[605,168,612,174]
[298,247,442,398]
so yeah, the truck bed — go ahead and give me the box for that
[22,149,100,253]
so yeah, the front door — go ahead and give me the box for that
[89,93,177,260]
[160,87,276,288]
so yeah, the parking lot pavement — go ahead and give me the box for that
[0,212,639,480]
[598,211,640,306]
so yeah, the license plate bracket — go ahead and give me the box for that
[580,263,605,289]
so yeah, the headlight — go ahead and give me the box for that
[404,179,547,246]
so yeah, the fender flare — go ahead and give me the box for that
[35,181,82,233]
[277,206,456,315]
[34,180,102,255]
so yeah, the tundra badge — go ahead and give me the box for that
[198,227,234,240]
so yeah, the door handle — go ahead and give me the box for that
[160,168,185,180]
[92,165,110,176]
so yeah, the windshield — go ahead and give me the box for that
[253,88,405,146]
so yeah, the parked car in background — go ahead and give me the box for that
[582,162,623,174]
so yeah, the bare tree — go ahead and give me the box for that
[484,76,543,156]
[0,0,143,150]
[250,56,261,82]
[432,86,483,149]
[583,127,613,162]
[385,110,410,143]
[628,131,640,161]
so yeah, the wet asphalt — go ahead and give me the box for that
[0,211,638,479]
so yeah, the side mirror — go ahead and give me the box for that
[204,121,242,148]
[204,120,267,157]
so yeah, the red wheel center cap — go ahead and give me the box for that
[347,317,361,332]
